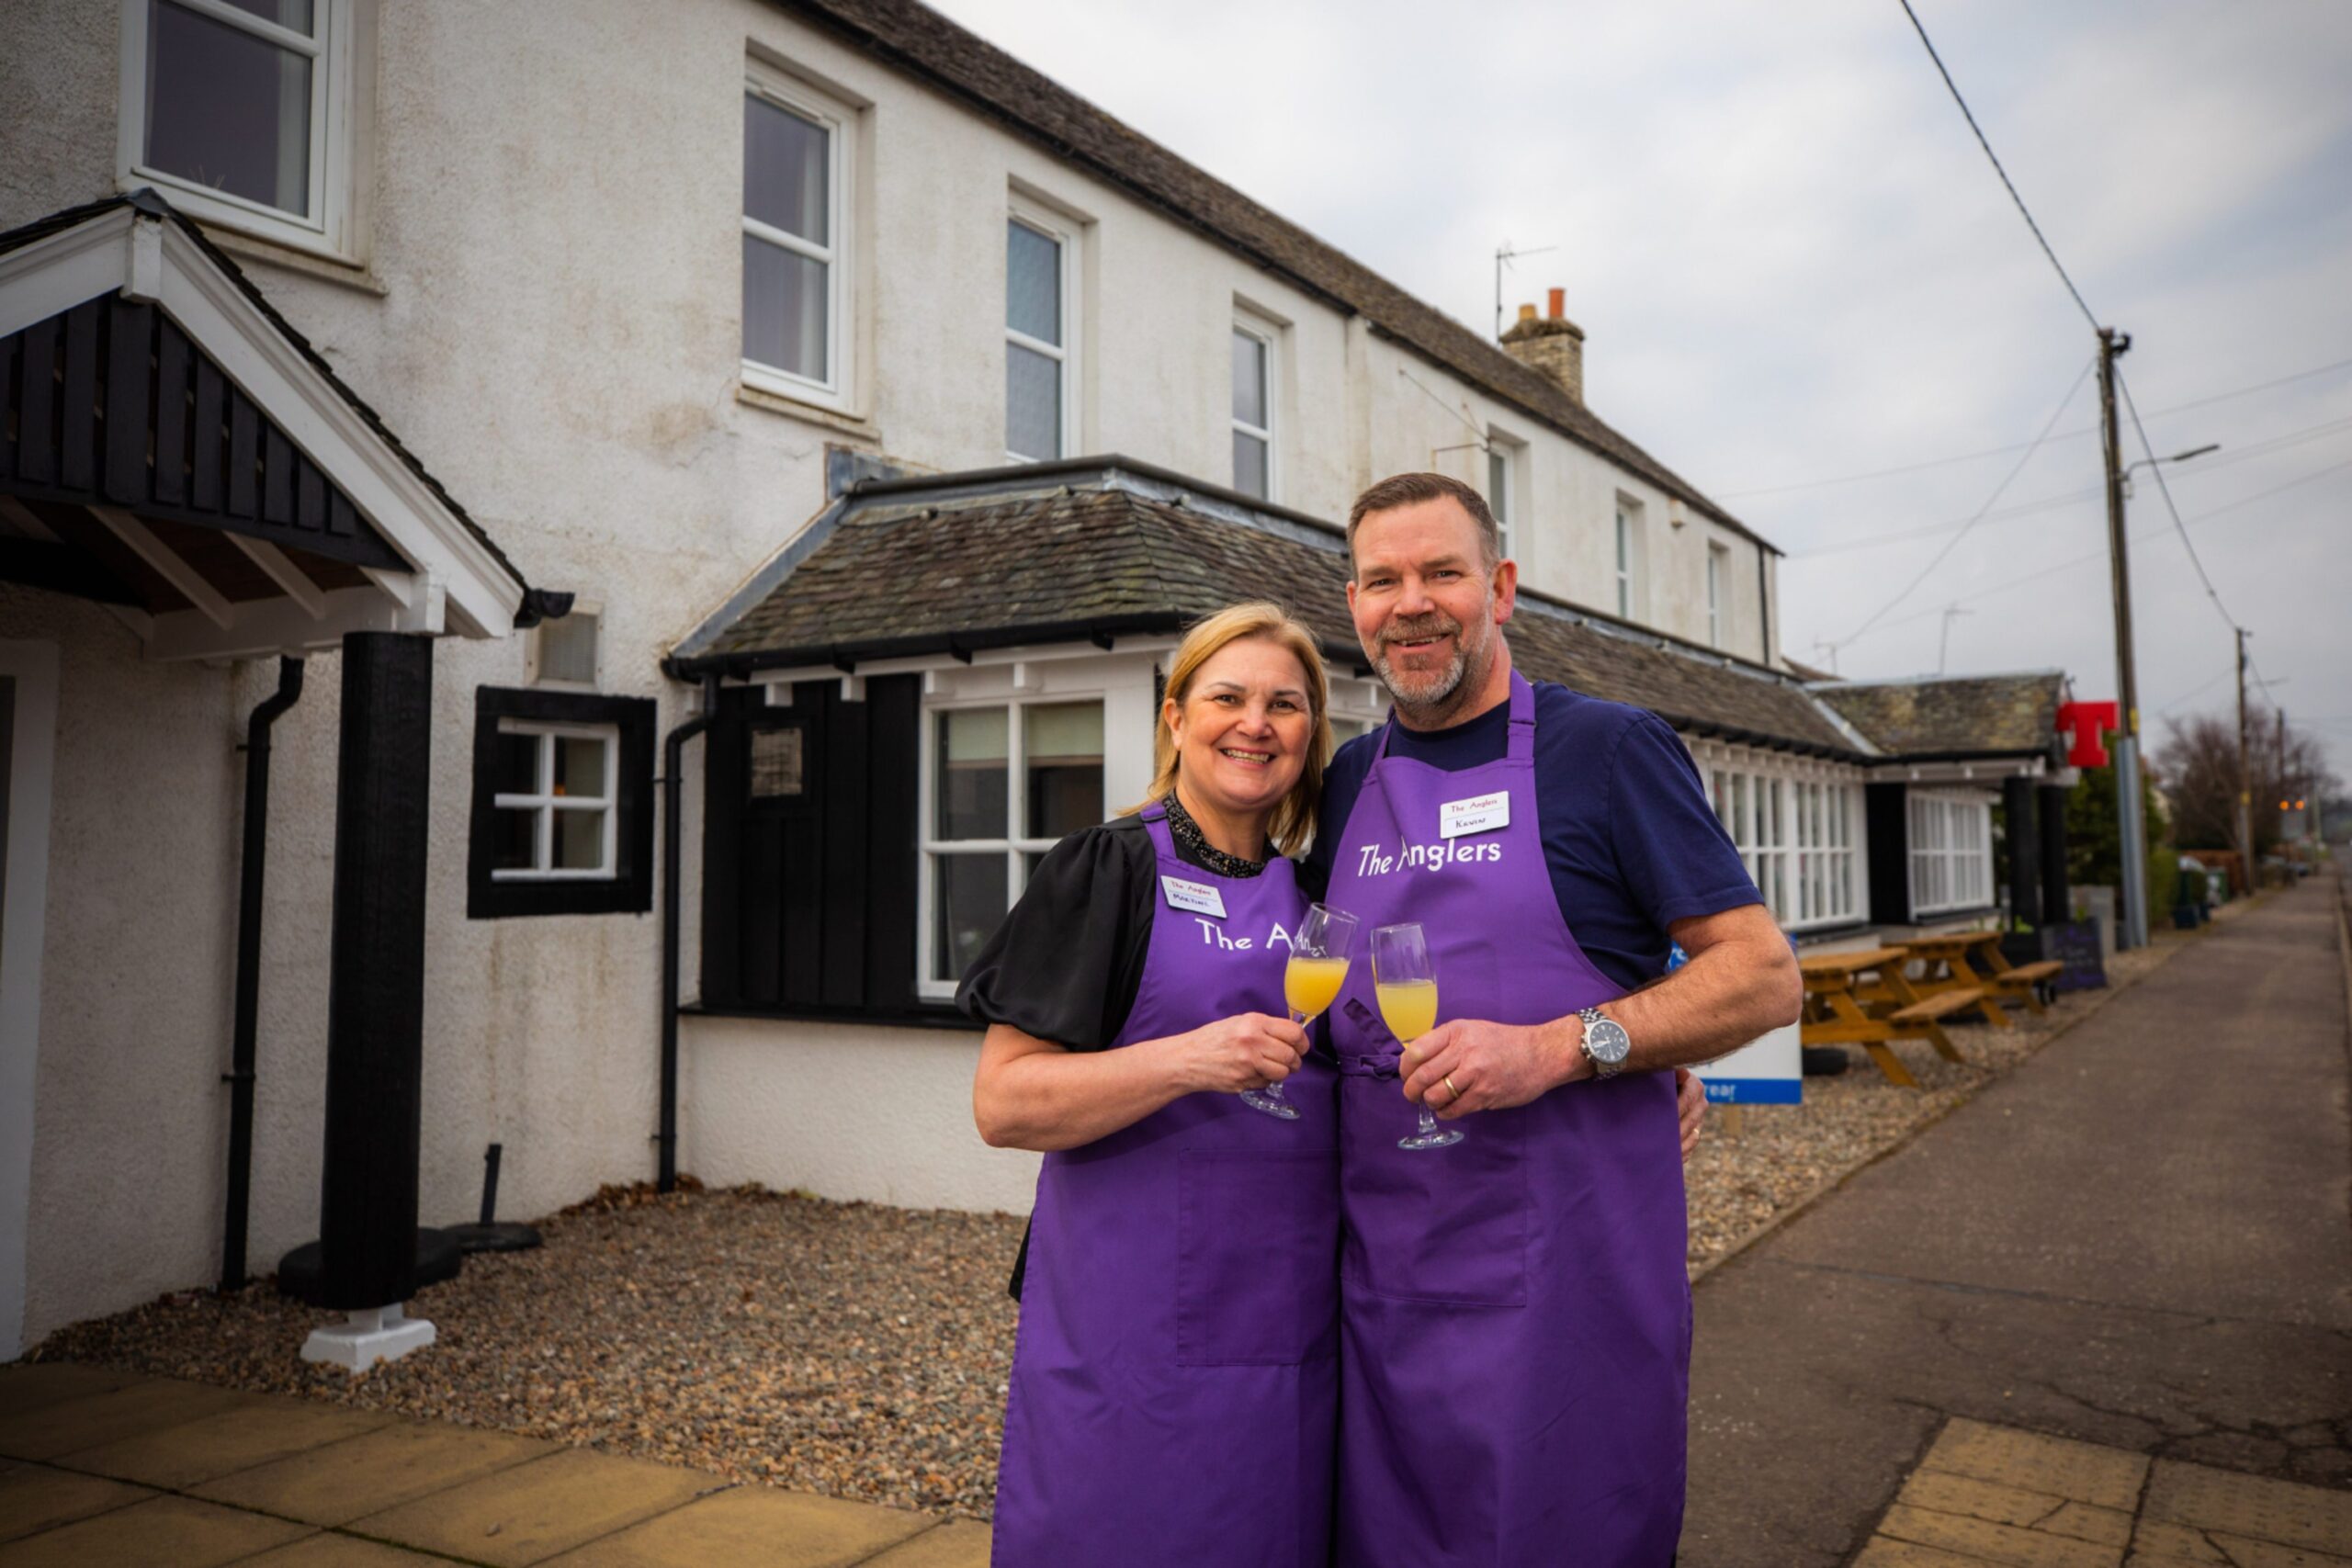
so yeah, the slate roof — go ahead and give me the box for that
[675,460,1860,756]
[1810,672,2068,760]
[775,0,1772,556]
[0,191,548,616]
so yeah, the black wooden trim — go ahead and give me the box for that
[466,686,656,919]
[678,1000,981,1032]
[0,537,141,604]
[2002,775,2041,928]
[1864,781,1911,927]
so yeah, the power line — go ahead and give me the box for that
[1825,357,2094,649]
[2118,369,2236,629]
[1723,361,2352,501]
[1897,0,2099,330]
[2156,668,2232,716]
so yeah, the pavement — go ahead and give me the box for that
[1682,874,2352,1566]
[0,1360,986,1565]
[4,878,2346,1565]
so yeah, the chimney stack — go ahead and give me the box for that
[1501,288,1585,404]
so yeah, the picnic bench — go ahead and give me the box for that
[1893,931,2062,1020]
[1797,947,1985,1089]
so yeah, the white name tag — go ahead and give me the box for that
[1439,791,1510,839]
[1160,874,1228,919]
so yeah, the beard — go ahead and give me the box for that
[1373,610,1490,716]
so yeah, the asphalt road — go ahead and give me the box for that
[1679,874,2352,1566]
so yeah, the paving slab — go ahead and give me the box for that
[0,1492,311,1566]
[352,1446,717,1565]
[0,1461,154,1544]
[0,1363,148,1420]
[0,1374,255,1461]
[860,1519,993,1566]
[240,1536,442,1566]
[2143,1459,2352,1557]
[541,1483,933,1567]
[1924,1417,2150,1512]
[59,1394,390,1489]
[194,1416,553,1526]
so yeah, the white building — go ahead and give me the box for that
[0,0,2075,1356]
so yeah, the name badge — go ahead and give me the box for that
[1160,875,1228,919]
[1439,791,1510,839]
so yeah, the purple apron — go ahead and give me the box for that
[991,805,1340,1567]
[1323,674,1691,1567]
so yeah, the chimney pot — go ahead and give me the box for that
[1547,288,1565,320]
[1498,289,1586,404]
[1517,303,1537,323]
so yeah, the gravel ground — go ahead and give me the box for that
[30,925,2199,1521]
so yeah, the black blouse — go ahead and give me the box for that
[957,812,1299,1299]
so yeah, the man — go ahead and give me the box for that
[1305,472,1802,1566]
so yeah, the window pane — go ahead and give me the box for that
[536,612,598,685]
[936,709,1008,840]
[743,235,828,381]
[493,807,538,872]
[146,0,311,217]
[1007,220,1061,345]
[555,807,605,872]
[1006,342,1061,461]
[1231,330,1267,426]
[933,853,1009,982]
[1025,701,1104,839]
[1488,450,1509,521]
[750,728,805,799]
[1233,430,1269,500]
[492,730,540,797]
[743,94,828,244]
[553,735,607,800]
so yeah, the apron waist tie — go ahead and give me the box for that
[1333,1000,1404,1079]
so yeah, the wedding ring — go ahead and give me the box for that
[1443,1074,1461,1102]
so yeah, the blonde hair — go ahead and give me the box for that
[1125,602,1332,856]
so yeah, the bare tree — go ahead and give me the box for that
[2156,706,2344,856]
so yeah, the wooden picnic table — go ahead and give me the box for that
[1797,946,1984,1089]
[1890,932,2061,1022]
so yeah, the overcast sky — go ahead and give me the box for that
[931,0,2352,790]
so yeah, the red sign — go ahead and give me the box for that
[2056,701,2119,768]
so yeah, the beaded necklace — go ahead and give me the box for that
[1163,790,1269,879]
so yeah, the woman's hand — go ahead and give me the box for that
[1166,1013,1309,1096]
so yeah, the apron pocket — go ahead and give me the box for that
[1176,1148,1340,1366]
[1344,1103,1529,1306]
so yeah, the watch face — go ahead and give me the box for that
[1589,1018,1633,1064]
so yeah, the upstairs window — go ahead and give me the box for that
[1231,323,1274,500]
[1005,209,1070,462]
[119,0,356,256]
[742,73,849,401]
[1487,443,1517,563]
[1706,543,1728,649]
[1613,496,1640,618]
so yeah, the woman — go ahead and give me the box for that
[964,602,1339,1568]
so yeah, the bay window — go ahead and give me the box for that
[1908,789,1993,916]
[1704,746,1863,931]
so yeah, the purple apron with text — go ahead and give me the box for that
[991,805,1340,1567]
[1323,674,1690,1567]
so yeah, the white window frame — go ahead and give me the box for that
[741,66,854,411]
[1486,435,1521,564]
[917,692,1107,998]
[1613,495,1643,620]
[118,0,358,260]
[1706,543,1728,649]
[490,718,620,883]
[1230,314,1279,502]
[1908,788,1994,917]
[1004,195,1079,464]
[1696,739,1865,931]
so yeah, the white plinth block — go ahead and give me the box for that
[300,1303,435,1371]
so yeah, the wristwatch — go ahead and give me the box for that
[1577,1006,1632,1079]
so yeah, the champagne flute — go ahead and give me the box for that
[1242,903,1359,1120]
[1373,922,1463,1151]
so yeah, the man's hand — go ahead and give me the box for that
[1399,1017,1577,1120]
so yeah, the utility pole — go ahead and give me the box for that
[2235,627,2252,884]
[2099,327,2150,949]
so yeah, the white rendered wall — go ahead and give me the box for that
[0,0,1781,1339]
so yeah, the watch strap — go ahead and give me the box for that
[1577,1006,1626,1079]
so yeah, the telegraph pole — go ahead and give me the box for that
[2099,327,2150,949]
[2235,627,2252,882]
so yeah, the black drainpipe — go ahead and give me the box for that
[221,656,303,1292]
[658,674,721,1192]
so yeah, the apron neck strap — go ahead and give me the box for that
[1139,801,1176,861]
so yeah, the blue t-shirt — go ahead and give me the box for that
[1301,682,1761,992]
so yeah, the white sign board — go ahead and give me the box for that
[1696,1020,1802,1106]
